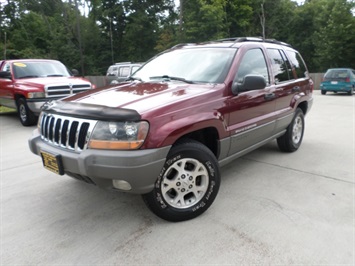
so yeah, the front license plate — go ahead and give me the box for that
[40,151,64,175]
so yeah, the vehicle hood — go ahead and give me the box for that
[15,77,91,87]
[64,81,220,114]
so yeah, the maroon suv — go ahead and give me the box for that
[29,37,313,221]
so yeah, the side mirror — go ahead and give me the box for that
[0,71,12,79]
[232,74,266,94]
[71,69,79,77]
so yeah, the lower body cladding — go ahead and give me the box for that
[28,130,171,194]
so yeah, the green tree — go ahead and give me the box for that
[120,0,175,61]
[313,0,355,71]
[183,0,229,42]
[225,0,253,37]
[249,0,297,39]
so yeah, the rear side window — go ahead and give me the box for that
[267,48,293,83]
[236,48,269,85]
[287,50,308,78]
[119,66,130,77]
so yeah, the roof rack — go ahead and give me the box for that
[171,43,196,49]
[115,62,131,65]
[170,37,292,50]
[215,37,292,47]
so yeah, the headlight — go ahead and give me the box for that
[37,112,44,130]
[28,92,45,98]
[88,121,149,150]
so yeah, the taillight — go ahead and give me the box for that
[310,79,314,92]
[345,77,350,82]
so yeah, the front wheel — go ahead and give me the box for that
[277,108,305,152]
[17,98,37,126]
[142,139,220,222]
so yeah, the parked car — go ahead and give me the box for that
[0,59,94,126]
[320,68,355,95]
[106,62,142,84]
[29,37,313,222]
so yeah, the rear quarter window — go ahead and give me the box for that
[267,48,293,83]
[286,50,308,78]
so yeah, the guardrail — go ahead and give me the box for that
[86,73,324,90]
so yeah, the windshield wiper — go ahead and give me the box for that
[18,75,39,79]
[47,74,64,77]
[149,75,195,84]
[126,76,142,82]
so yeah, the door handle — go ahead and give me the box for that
[292,86,301,93]
[264,93,275,100]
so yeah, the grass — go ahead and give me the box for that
[0,106,16,113]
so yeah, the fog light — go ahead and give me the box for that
[112,180,132,191]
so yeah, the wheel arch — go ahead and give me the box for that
[173,127,220,158]
[145,113,226,158]
[297,100,308,115]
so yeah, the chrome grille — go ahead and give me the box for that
[45,84,92,98]
[40,113,97,152]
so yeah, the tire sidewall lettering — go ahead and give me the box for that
[154,152,218,212]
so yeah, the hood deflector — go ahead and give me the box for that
[41,100,141,121]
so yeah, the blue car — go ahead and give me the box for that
[320,68,355,95]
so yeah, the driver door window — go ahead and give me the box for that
[235,48,270,85]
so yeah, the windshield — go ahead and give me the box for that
[132,48,237,83]
[12,61,71,79]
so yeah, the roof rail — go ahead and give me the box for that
[170,37,292,50]
[214,37,292,47]
[171,43,198,49]
[216,37,263,42]
[115,62,131,65]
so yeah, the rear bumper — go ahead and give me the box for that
[28,129,171,194]
[320,84,353,92]
[307,96,314,114]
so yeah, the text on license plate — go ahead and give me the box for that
[40,151,64,175]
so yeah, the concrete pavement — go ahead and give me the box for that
[1,91,354,265]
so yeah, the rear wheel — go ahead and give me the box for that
[348,86,354,95]
[17,98,37,126]
[321,90,326,95]
[277,108,305,152]
[142,139,220,222]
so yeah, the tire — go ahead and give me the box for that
[142,139,220,222]
[17,98,37,126]
[277,108,305,152]
[321,90,326,95]
[348,87,354,96]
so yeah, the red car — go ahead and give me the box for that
[0,59,94,126]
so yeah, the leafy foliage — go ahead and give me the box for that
[0,0,354,74]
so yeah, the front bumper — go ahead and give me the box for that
[26,97,62,115]
[28,130,171,194]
